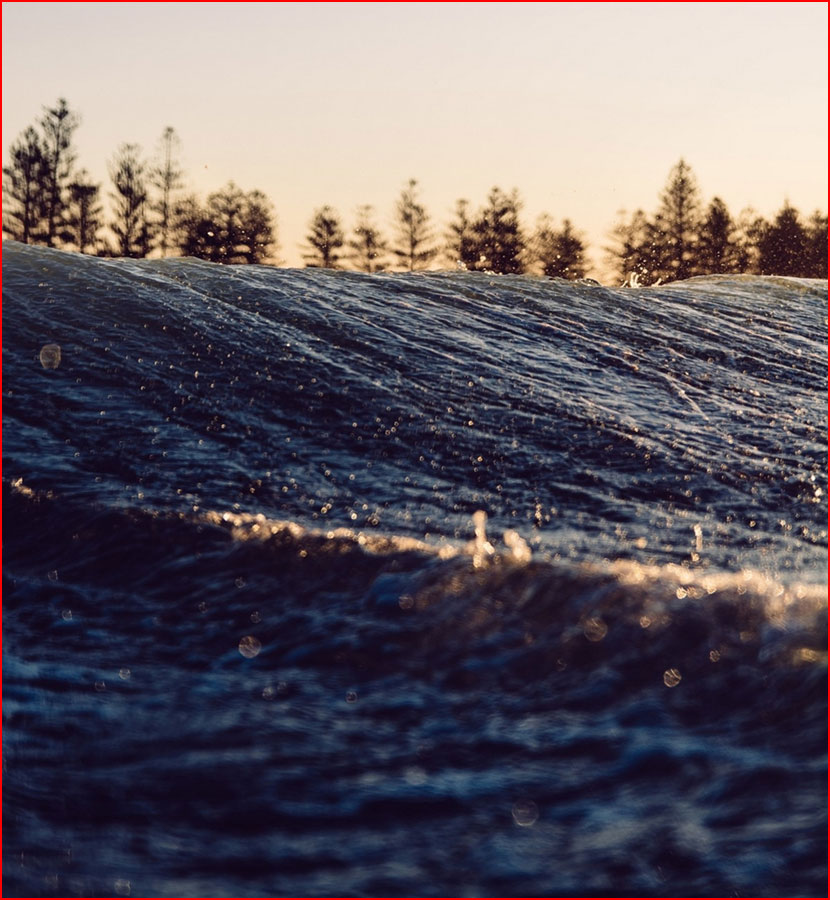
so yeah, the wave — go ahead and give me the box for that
[2,242,827,897]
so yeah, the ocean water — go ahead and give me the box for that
[2,241,826,898]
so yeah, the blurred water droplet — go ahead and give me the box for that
[262,685,276,700]
[114,879,131,896]
[94,681,106,692]
[39,343,61,369]
[663,667,682,687]
[119,668,131,680]
[583,617,608,642]
[250,610,262,623]
[61,609,73,621]
[235,576,246,588]
[48,570,58,582]
[238,635,262,658]
[512,799,539,827]
[345,690,358,703]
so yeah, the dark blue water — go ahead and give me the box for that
[3,242,827,897]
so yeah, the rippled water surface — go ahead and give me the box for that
[3,243,827,897]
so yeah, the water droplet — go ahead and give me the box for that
[398,595,414,610]
[250,610,262,623]
[345,690,358,703]
[663,668,682,688]
[47,570,58,582]
[61,609,73,621]
[238,635,262,659]
[583,617,608,642]
[39,343,61,369]
[114,879,131,896]
[262,685,276,700]
[94,681,107,692]
[512,800,539,827]
[119,668,131,680]
[234,576,246,588]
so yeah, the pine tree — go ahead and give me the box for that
[348,205,388,272]
[204,182,245,262]
[758,202,807,276]
[533,215,587,279]
[109,143,151,258]
[392,178,437,270]
[66,170,103,253]
[605,209,649,284]
[150,126,184,257]
[39,98,79,248]
[805,211,828,278]
[649,159,702,282]
[174,194,214,259]
[175,185,277,264]
[697,197,737,274]
[733,207,767,274]
[237,189,277,264]
[303,206,345,268]
[470,187,525,274]
[2,126,45,244]
[445,198,479,269]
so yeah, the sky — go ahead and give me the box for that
[3,1,828,274]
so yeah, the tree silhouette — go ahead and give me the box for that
[39,98,80,248]
[758,202,807,276]
[2,126,45,244]
[66,170,103,253]
[175,183,276,264]
[445,198,479,269]
[649,159,702,281]
[109,143,151,258]
[150,126,184,257]
[732,207,767,274]
[392,178,437,270]
[805,211,828,277]
[348,205,388,272]
[174,194,214,259]
[605,209,656,284]
[697,197,738,274]
[533,214,587,278]
[238,189,277,264]
[470,187,525,274]
[303,206,345,268]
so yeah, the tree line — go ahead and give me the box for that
[3,99,827,282]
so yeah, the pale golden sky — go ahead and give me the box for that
[3,2,827,272]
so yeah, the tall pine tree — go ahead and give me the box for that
[348,205,388,272]
[109,143,151,258]
[758,202,807,276]
[697,197,737,274]
[470,187,525,274]
[303,206,345,268]
[66,170,103,253]
[392,178,437,270]
[150,126,184,257]
[533,214,587,279]
[2,126,45,244]
[445,198,479,269]
[649,159,702,282]
[39,98,79,248]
